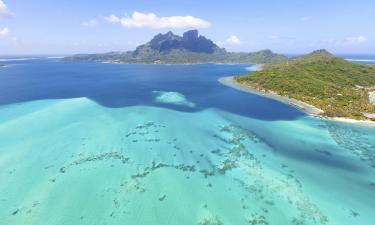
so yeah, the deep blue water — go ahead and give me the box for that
[0,59,304,121]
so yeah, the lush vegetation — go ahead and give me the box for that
[236,50,375,120]
[65,30,287,64]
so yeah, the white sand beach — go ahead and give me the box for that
[219,76,324,116]
[219,76,375,126]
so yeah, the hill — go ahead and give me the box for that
[137,30,218,54]
[235,50,375,120]
[65,30,287,64]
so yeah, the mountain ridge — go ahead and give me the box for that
[65,30,287,64]
[139,30,219,54]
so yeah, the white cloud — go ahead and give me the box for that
[0,27,9,36]
[217,35,242,47]
[106,11,211,29]
[323,36,368,46]
[225,35,241,45]
[343,36,368,45]
[81,19,98,28]
[0,0,13,18]
[105,14,121,24]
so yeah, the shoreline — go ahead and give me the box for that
[101,60,252,66]
[219,76,375,126]
[218,76,324,116]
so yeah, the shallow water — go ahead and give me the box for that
[0,59,374,225]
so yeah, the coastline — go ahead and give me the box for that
[101,60,252,66]
[219,76,375,126]
[219,76,324,116]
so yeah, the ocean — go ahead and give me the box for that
[0,58,374,225]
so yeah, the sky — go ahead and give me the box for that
[0,0,374,55]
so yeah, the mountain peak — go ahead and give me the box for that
[253,49,274,55]
[309,49,335,57]
[293,49,337,64]
[139,30,219,54]
[183,30,199,41]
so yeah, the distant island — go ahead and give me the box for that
[64,30,287,64]
[233,50,375,120]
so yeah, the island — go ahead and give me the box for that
[64,30,287,64]
[233,50,375,120]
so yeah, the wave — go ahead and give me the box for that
[346,58,375,62]
[47,56,64,59]
[0,57,39,62]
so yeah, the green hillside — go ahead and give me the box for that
[236,50,375,120]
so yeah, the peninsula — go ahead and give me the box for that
[65,30,287,64]
[234,50,375,120]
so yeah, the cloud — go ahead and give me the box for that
[105,14,121,24]
[82,19,98,28]
[0,0,13,18]
[217,35,242,48]
[0,27,9,36]
[105,11,211,29]
[323,36,368,46]
[225,35,241,45]
[343,36,368,45]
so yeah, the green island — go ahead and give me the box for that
[235,50,375,120]
[65,30,287,64]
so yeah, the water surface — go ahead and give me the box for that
[0,59,374,225]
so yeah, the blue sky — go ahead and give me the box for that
[0,0,374,55]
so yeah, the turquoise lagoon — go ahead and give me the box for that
[0,59,374,225]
